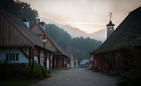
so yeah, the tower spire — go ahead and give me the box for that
[106,12,115,39]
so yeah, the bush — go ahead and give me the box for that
[0,63,26,80]
[116,72,141,86]
[24,62,49,79]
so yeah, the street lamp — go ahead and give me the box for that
[42,34,46,48]
[42,34,47,67]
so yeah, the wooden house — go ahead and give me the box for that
[0,9,54,69]
[90,7,141,73]
[31,23,70,69]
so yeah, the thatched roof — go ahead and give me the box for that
[94,7,141,54]
[0,9,53,52]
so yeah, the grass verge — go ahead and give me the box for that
[0,78,42,86]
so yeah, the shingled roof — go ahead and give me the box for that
[32,23,69,58]
[94,7,141,54]
[0,9,53,52]
[106,20,115,26]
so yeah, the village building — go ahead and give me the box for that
[31,23,70,69]
[79,57,94,68]
[79,59,88,67]
[70,51,78,68]
[86,57,94,68]
[0,9,54,69]
[90,7,141,73]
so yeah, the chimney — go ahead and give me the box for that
[39,21,45,29]
[22,18,29,28]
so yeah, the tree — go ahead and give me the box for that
[0,0,38,26]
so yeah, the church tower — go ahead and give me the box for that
[106,12,115,38]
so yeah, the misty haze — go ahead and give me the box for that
[0,0,141,86]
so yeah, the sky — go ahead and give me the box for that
[20,0,141,34]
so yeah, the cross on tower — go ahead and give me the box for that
[109,12,112,20]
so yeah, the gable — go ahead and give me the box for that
[0,12,33,48]
[32,24,56,51]
[0,10,54,52]
[32,25,42,36]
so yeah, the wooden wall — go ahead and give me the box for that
[0,13,32,48]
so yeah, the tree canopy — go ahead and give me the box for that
[0,0,38,26]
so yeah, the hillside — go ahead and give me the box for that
[45,24,102,61]
[89,29,106,42]
[58,24,106,42]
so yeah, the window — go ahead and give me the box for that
[12,54,15,60]
[16,53,19,61]
[6,53,19,61]
[6,54,10,61]
[10,54,13,61]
